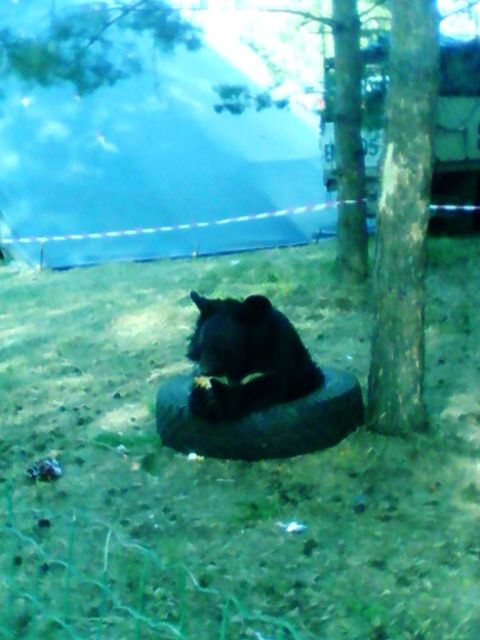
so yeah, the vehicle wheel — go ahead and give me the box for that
[156,367,364,461]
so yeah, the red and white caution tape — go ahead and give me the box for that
[1,201,342,246]
[430,204,480,213]
[1,199,478,246]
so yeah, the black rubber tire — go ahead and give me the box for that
[156,367,364,461]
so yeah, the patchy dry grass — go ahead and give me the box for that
[0,237,479,640]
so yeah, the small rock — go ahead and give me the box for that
[37,518,52,529]
[353,494,367,513]
[303,538,319,557]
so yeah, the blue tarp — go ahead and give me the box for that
[0,7,334,269]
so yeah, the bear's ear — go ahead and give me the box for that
[242,295,272,320]
[191,290,206,308]
[190,291,214,314]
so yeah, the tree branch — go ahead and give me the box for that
[76,0,148,54]
[186,6,334,29]
[441,0,480,18]
[359,0,388,19]
[259,8,335,29]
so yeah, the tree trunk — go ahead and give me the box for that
[332,0,368,283]
[367,0,439,435]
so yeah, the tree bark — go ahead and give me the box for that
[367,0,439,435]
[332,0,368,283]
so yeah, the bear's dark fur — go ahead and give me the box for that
[187,291,324,420]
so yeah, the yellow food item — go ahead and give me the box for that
[194,373,265,389]
[194,376,212,389]
[241,372,266,384]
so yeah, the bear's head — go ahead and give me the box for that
[187,291,273,382]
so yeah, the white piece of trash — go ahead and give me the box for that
[276,521,308,534]
[187,452,204,462]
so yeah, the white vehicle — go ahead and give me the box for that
[320,36,480,231]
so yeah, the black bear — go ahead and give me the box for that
[187,291,324,420]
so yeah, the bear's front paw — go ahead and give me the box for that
[189,383,222,420]
[189,384,210,417]
[189,378,241,420]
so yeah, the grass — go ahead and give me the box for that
[0,237,479,639]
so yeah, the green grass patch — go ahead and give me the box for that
[1,239,479,639]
